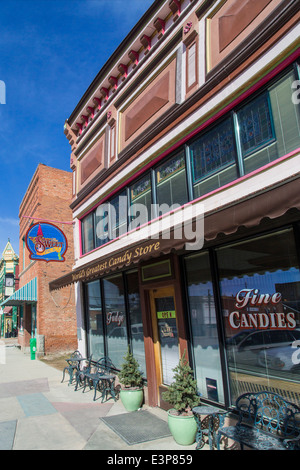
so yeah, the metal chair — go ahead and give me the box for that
[82,357,117,402]
[61,350,83,385]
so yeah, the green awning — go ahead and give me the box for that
[1,278,37,307]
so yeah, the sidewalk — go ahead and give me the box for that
[0,340,203,451]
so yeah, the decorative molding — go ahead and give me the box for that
[169,0,181,21]
[154,17,166,38]
[93,97,102,110]
[108,76,118,92]
[140,34,152,55]
[118,63,128,81]
[67,0,198,139]
[128,50,139,69]
[87,107,95,119]
[100,87,109,100]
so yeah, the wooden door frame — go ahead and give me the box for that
[138,254,189,407]
[149,285,177,394]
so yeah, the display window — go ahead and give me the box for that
[216,228,300,406]
[103,274,128,369]
[84,270,146,374]
[185,251,224,403]
[86,280,104,358]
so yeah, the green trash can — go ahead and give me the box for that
[30,338,36,360]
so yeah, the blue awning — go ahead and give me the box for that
[1,278,37,306]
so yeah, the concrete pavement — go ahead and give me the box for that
[0,339,204,451]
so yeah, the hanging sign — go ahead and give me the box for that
[26,222,68,263]
[157,310,176,319]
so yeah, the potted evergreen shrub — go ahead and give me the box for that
[162,350,200,445]
[118,348,144,411]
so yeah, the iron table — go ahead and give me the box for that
[192,405,226,450]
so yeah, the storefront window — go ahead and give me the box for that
[103,274,128,369]
[126,271,146,376]
[216,229,300,406]
[86,281,104,358]
[185,252,224,403]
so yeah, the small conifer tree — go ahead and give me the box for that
[118,347,143,389]
[162,350,200,415]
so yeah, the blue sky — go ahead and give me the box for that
[0,0,154,256]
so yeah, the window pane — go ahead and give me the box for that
[82,213,94,254]
[190,117,237,198]
[110,191,127,239]
[95,203,109,248]
[103,274,128,369]
[86,281,104,358]
[156,151,188,212]
[185,252,224,403]
[216,229,300,407]
[126,271,146,376]
[269,70,300,156]
[242,70,300,174]
[237,92,274,157]
[129,173,152,228]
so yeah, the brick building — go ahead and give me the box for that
[51,0,300,410]
[2,164,77,355]
[0,240,19,337]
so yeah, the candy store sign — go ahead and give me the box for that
[228,288,296,330]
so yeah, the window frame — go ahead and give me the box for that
[235,90,276,159]
[189,114,239,187]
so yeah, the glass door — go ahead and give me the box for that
[149,286,179,386]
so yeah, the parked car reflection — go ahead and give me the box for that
[226,329,300,371]
[257,341,300,372]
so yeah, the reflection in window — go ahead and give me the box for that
[95,202,109,248]
[103,274,128,369]
[240,70,300,174]
[110,191,128,239]
[156,151,188,212]
[82,213,94,254]
[217,229,300,406]
[86,281,104,358]
[126,271,146,376]
[129,173,152,228]
[190,117,237,198]
[185,252,224,403]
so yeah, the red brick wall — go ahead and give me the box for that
[18,164,77,354]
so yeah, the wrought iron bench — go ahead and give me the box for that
[61,350,85,385]
[79,356,118,402]
[217,391,300,450]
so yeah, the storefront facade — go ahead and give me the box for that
[51,0,300,409]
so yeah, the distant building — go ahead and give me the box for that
[0,240,19,337]
[2,164,77,355]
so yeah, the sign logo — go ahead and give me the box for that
[228,288,296,330]
[26,222,68,263]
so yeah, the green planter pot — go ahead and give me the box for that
[120,389,144,412]
[167,410,197,446]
